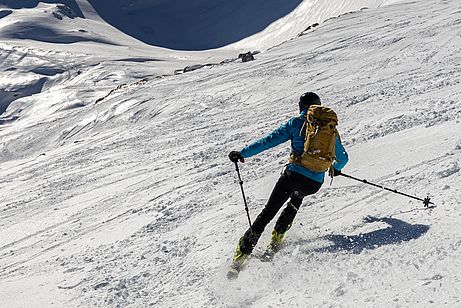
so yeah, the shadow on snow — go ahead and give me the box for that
[86,0,303,51]
[314,216,429,254]
[1,0,303,50]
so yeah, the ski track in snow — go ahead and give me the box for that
[1,0,461,307]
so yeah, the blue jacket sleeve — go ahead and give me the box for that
[333,136,348,170]
[240,121,291,158]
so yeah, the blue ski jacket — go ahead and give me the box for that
[240,110,349,183]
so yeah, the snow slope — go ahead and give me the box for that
[0,0,401,123]
[1,0,461,307]
[1,0,399,51]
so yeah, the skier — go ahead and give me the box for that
[228,92,349,276]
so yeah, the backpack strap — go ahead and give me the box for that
[290,115,307,159]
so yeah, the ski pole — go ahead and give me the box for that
[234,161,253,231]
[339,173,435,207]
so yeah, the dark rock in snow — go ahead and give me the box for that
[239,51,255,62]
[93,282,109,290]
[304,22,319,31]
[183,64,205,73]
[51,5,78,20]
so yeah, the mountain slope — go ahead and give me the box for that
[1,0,399,50]
[0,0,460,307]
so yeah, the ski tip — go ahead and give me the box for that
[226,268,239,280]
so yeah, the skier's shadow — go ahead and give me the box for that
[310,216,429,254]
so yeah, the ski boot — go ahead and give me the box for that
[227,240,250,280]
[261,229,285,262]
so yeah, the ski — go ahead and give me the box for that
[226,254,249,280]
[254,241,284,263]
[226,267,240,280]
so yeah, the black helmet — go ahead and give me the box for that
[299,92,321,111]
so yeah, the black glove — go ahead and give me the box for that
[228,151,244,163]
[331,168,341,177]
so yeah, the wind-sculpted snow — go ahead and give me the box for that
[0,9,12,18]
[1,0,461,307]
[0,0,84,17]
[0,3,113,44]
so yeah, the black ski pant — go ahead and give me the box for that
[239,169,322,254]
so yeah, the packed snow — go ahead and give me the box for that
[0,0,460,307]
